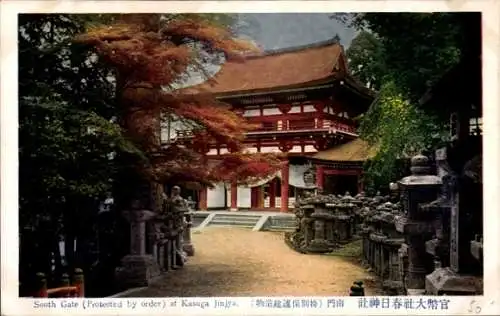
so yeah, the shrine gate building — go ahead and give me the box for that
[175,39,375,212]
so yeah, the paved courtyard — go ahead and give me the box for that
[123,227,378,297]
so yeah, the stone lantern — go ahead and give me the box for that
[307,199,331,253]
[389,182,400,203]
[395,154,441,295]
[351,193,364,235]
[324,200,338,248]
[115,200,161,287]
[332,192,355,243]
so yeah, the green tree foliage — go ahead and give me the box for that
[359,82,449,191]
[346,31,385,90]
[334,13,478,190]
[18,14,135,294]
[336,13,467,102]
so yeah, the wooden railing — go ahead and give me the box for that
[34,268,84,298]
[174,120,356,139]
[248,120,355,133]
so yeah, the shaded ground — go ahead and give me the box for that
[123,227,379,297]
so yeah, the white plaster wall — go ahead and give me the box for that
[263,108,281,115]
[207,149,217,155]
[303,105,316,112]
[290,105,301,113]
[207,183,226,208]
[220,148,229,154]
[243,109,261,117]
[226,187,231,207]
[237,187,251,208]
[290,145,302,153]
[260,146,281,153]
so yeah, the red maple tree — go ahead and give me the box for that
[76,14,283,194]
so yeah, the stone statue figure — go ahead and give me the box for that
[170,186,184,204]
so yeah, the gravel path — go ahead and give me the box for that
[125,227,377,297]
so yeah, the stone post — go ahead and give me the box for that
[324,201,337,248]
[302,205,315,249]
[115,205,161,288]
[171,203,186,268]
[398,243,409,292]
[395,154,441,295]
[183,211,195,256]
[470,234,483,277]
[359,205,371,266]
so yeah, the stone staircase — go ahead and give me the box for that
[207,213,262,229]
[262,215,296,232]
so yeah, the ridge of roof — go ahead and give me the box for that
[245,38,342,59]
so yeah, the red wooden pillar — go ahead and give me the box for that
[269,179,276,208]
[251,187,258,208]
[199,187,208,210]
[280,162,289,212]
[257,186,264,208]
[230,181,238,211]
[316,165,324,191]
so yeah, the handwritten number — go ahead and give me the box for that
[468,300,482,314]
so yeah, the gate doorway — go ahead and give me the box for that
[324,175,359,196]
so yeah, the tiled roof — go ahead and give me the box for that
[311,138,378,162]
[179,40,343,95]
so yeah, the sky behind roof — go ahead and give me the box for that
[235,13,357,50]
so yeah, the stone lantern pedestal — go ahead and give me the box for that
[333,197,354,243]
[325,202,338,248]
[396,154,441,295]
[115,208,161,288]
[308,202,330,253]
[302,206,316,249]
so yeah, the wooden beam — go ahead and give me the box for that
[323,169,359,176]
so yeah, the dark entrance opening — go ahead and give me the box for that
[324,175,358,195]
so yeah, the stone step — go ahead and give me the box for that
[214,214,261,219]
[209,218,260,226]
[265,227,296,232]
[212,216,261,223]
[271,219,296,224]
[267,217,296,229]
[192,216,208,227]
[212,216,260,222]
[208,224,255,229]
